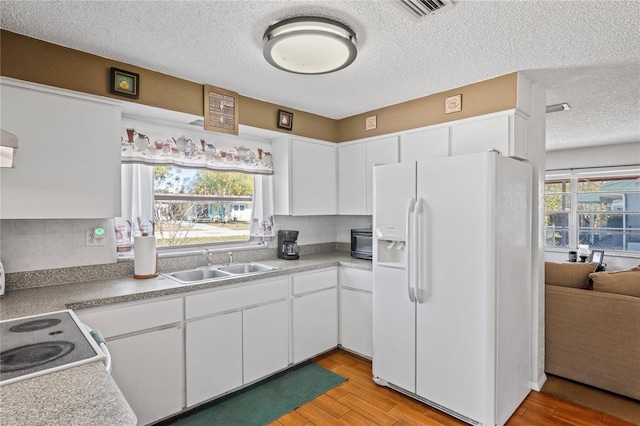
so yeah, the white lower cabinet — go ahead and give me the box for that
[243,300,289,384]
[292,268,339,363]
[76,297,184,426]
[76,266,371,424]
[184,277,289,407]
[186,312,243,407]
[108,327,184,425]
[339,268,373,358]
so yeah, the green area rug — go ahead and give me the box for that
[164,362,346,426]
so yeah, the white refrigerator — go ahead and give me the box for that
[372,152,532,426]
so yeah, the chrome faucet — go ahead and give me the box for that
[227,251,233,265]
[205,249,213,266]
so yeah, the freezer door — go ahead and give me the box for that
[373,162,416,242]
[372,264,416,393]
[415,153,496,423]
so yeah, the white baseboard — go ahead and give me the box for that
[530,373,548,391]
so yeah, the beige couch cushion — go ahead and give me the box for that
[590,265,640,297]
[545,261,597,289]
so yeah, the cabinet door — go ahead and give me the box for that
[186,312,243,407]
[450,113,527,159]
[292,287,338,363]
[338,142,367,215]
[243,300,289,384]
[401,127,449,162]
[0,83,121,219]
[451,115,510,157]
[290,140,337,215]
[340,288,373,358]
[108,327,183,425]
[366,136,399,214]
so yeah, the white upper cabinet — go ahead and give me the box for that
[337,136,398,215]
[450,111,528,160]
[273,137,337,215]
[338,142,366,215]
[400,126,450,163]
[366,136,398,215]
[0,79,121,219]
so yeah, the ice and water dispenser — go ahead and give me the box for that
[375,224,407,266]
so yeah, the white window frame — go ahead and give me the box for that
[545,166,640,257]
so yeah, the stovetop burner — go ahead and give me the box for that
[0,310,105,386]
[1,341,75,372]
[9,318,62,333]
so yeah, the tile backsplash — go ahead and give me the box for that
[0,215,371,274]
[0,219,117,273]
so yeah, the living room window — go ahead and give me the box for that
[545,168,640,253]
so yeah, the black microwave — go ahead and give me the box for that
[351,228,373,260]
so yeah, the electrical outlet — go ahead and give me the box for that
[86,229,106,247]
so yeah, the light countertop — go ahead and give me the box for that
[0,252,371,426]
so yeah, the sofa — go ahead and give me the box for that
[545,261,640,401]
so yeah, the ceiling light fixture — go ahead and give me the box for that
[546,103,571,113]
[263,17,357,75]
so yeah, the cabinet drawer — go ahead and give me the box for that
[292,268,338,295]
[339,268,372,292]
[186,277,288,319]
[77,297,183,339]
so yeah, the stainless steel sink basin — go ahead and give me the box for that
[163,262,279,284]
[216,262,278,274]
[166,268,233,283]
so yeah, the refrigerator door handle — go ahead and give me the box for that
[414,198,425,304]
[406,197,416,302]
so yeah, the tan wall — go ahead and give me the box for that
[0,30,338,141]
[337,73,518,142]
[0,30,203,116]
[1,31,516,144]
[239,96,337,142]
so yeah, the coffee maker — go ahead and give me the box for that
[277,230,300,260]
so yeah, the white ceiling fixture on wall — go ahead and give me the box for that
[0,0,638,151]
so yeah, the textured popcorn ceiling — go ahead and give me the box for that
[1,0,638,151]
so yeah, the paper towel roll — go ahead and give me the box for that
[134,235,158,279]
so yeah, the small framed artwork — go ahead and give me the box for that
[590,250,605,265]
[277,109,293,131]
[110,67,139,99]
[204,85,239,135]
[445,94,462,114]
[365,115,377,131]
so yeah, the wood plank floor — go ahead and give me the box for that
[268,349,636,426]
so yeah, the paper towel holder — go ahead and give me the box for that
[133,235,159,279]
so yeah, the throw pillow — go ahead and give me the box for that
[590,265,640,297]
[545,261,597,289]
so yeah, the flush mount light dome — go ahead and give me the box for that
[263,17,357,75]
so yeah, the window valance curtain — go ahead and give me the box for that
[120,117,274,175]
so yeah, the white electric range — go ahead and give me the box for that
[0,309,106,386]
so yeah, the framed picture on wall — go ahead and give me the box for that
[277,109,293,131]
[204,85,239,135]
[110,67,139,99]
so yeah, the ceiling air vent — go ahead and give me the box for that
[396,0,454,19]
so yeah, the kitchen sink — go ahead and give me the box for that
[163,262,279,285]
[216,263,278,274]
[167,268,234,283]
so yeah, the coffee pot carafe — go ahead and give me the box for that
[277,230,300,260]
